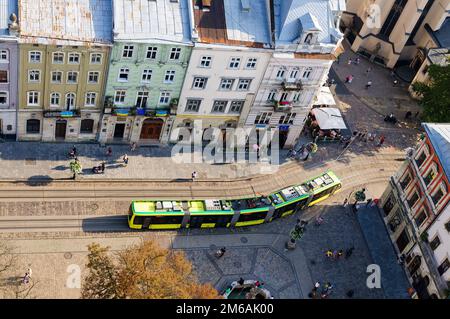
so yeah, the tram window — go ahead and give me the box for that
[149,215,183,224]
[312,186,334,200]
[238,210,268,222]
[216,215,233,226]
[190,215,221,224]
[275,202,299,215]
[129,205,133,217]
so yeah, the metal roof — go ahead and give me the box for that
[275,0,343,44]
[113,0,191,44]
[223,0,271,45]
[0,0,17,36]
[423,123,450,179]
[19,0,113,45]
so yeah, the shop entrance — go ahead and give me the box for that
[55,120,67,140]
[140,118,163,140]
[114,123,126,139]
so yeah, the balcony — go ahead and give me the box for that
[282,79,303,91]
[273,100,293,113]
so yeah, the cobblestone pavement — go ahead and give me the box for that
[1,190,394,299]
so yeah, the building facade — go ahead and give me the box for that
[16,0,112,142]
[342,0,449,75]
[99,0,193,145]
[0,0,18,140]
[170,0,272,145]
[246,0,345,148]
[379,123,450,299]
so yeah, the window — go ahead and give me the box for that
[0,70,8,83]
[164,70,176,83]
[141,69,152,83]
[169,47,181,60]
[229,57,241,69]
[114,90,126,104]
[118,68,129,82]
[267,90,277,101]
[159,91,170,104]
[27,70,39,83]
[400,174,411,190]
[27,91,39,106]
[0,50,8,62]
[90,53,102,64]
[423,166,437,186]
[246,58,257,69]
[29,51,41,63]
[237,79,251,91]
[53,52,64,63]
[192,77,208,89]
[185,99,201,112]
[395,229,410,253]
[50,93,60,107]
[379,0,408,38]
[68,53,80,64]
[407,191,419,208]
[0,92,8,105]
[212,100,227,113]
[276,68,285,79]
[438,258,450,276]
[80,119,94,134]
[293,92,301,102]
[429,236,441,251]
[85,92,97,107]
[387,212,402,232]
[87,71,99,84]
[200,56,212,68]
[65,93,76,110]
[279,113,296,125]
[431,184,445,206]
[26,119,40,134]
[303,67,312,79]
[290,68,299,79]
[220,78,234,90]
[51,71,62,83]
[67,71,78,84]
[229,100,244,113]
[414,209,428,228]
[383,195,395,215]
[255,112,272,124]
[136,91,149,108]
[280,92,289,101]
[415,150,427,167]
[122,45,134,58]
[146,47,158,59]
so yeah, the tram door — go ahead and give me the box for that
[142,217,152,229]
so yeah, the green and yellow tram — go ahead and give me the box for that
[128,170,341,230]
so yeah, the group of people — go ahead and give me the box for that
[342,130,386,149]
[310,281,334,299]
[325,247,354,260]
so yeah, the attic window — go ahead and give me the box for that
[241,0,250,12]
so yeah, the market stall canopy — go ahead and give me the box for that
[312,107,347,130]
[314,86,336,106]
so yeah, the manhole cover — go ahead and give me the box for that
[64,252,73,259]
[209,244,217,250]
[25,158,36,165]
[240,237,248,243]
[233,261,242,268]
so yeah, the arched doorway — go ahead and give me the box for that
[140,118,163,140]
[55,119,67,140]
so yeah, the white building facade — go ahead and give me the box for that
[245,0,345,148]
[170,0,272,144]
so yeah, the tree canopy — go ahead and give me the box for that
[411,63,450,123]
[82,241,219,299]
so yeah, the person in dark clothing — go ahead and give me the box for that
[345,247,354,259]
[238,278,245,285]
[405,111,412,119]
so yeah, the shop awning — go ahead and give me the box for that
[311,107,347,130]
[314,86,336,106]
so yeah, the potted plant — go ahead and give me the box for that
[170,98,179,106]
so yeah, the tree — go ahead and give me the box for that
[82,241,219,299]
[69,159,82,179]
[0,241,38,299]
[411,63,450,123]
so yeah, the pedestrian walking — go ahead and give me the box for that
[393,79,398,86]
[130,142,137,152]
[404,111,412,120]
[365,81,372,89]
[377,135,385,147]
[347,58,352,65]
[325,250,333,258]
[366,198,373,207]
[106,147,112,157]
[343,197,348,207]
[191,171,198,181]
[122,154,129,166]
[414,111,420,118]
[366,67,372,76]
[355,57,361,65]
[337,250,344,259]
[345,247,354,259]
[348,75,353,84]
[101,161,105,172]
